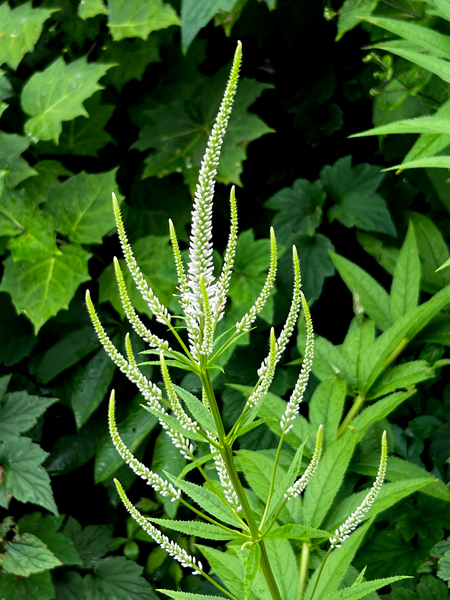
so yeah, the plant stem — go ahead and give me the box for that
[310,548,332,600]
[299,541,310,600]
[337,394,365,438]
[259,434,284,529]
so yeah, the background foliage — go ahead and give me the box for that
[0,0,449,598]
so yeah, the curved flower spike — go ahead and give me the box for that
[329,431,387,549]
[214,186,238,324]
[160,352,199,434]
[285,425,323,500]
[245,328,277,410]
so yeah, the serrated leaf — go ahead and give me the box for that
[0,390,57,441]
[63,517,112,569]
[53,572,85,600]
[3,532,61,576]
[0,132,37,189]
[0,243,91,334]
[78,0,108,19]
[324,576,411,600]
[21,57,114,143]
[335,0,380,41]
[298,330,355,384]
[410,212,450,293]
[404,99,450,164]
[330,251,393,332]
[0,570,55,600]
[321,156,395,236]
[309,378,346,449]
[0,437,58,514]
[0,188,58,262]
[438,551,450,584]
[381,47,450,84]
[107,0,181,42]
[174,385,217,434]
[265,523,331,539]
[0,2,57,70]
[244,543,261,600]
[146,517,241,540]
[352,116,450,138]
[391,221,421,319]
[83,556,157,600]
[367,362,433,400]
[100,37,160,91]
[352,391,414,439]
[181,0,242,53]
[157,593,226,600]
[151,428,185,518]
[385,156,450,171]
[264,538,299,600]
[342,318,376,389]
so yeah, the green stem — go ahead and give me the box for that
[310,548,332,600]
[337,394,365,439]
[197,568,241,600]
[259,434,284,529]
[299,541,310,600]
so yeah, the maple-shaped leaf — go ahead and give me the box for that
[63,517,112,569]
[84,556,157,600]
[0,436,58,514]
[0,2,58,70]
[44,169,124,245]
[21,57,114,143]
[100,38,160,91]
[36,93,115,157]
[0,571,55,600]
[78,0,108,20]
[180,0,238,53]
[0,388,57,442]
[2,532,61,576]
[0,187,59,262]
[0,69,12,119]
[20,160,72,205]
[320,156,396,236]
[132,72,273,190]
[0,132,37,189]
[107,0,181,42]
[0,244,91,333]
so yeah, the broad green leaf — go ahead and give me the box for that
[0,2,57,70]
[416,576,449,600]
[321,156,395,236]
[181,0,238,53]
[308,378,346,449]
[265,538,299,600]
[100,37,160,91]
[63,517,112,569]
[146,516,240,540]
[107,0,181,41]
[20,159,72,205]
[45,169,123,244]
[151,428,185,518]
[0,132,37,189]
[303,428,358,527]
[21,57,113,143]
[381,47,450,84]
[37,325,101,383]
[79,0,108,19]
[174,384,217,434]
[0,437,57,514]
[157,593,226,600]
[341,318,376,389]
[71,347,116,429]
[364,16,450,60]
[264,178,325,245]
[410,212,450,293]
[99,235,175,319]
[18,513,82,566]
[0,244,91,334]
[350,454,450,501]
[352,391,414,438]
[2,533,61,576]
[404,99,450,164]
[245,543,261,600]
[324,576,411,600]
[95,407,158,482]
[335,0,380,40]
[391,221,421,319]
[0,390,56,441]
[330,251,393,331]
[367,362,433,400]
[357,232,399,277]
[304,522,372,600]
[0,70,11,119]
[53,572,85,600]
[0,571,55,600]
[265,524,331,540]
[431,0,450,21]
[165,473,242,527]
[298,330,356,384]
[84,556,156,600]
[438,552,450,585]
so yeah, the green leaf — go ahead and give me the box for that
[0,244,91,334]
[352,391,414,438]
[20,160,72,205]
[321,156,395,236]
[298,330,355,384]
[174,385,217,434]
[0,2,57,70]
[0,188,58,262]
[107,0,181,41]
[303,428,359,527]
[386,156,450,171]
[95,407,158,482]
[265,524,331,540]
[352,116,450,139]
[2,532,61,576]
[410,212,450,293]
[357,232,399,277]
[83,556,157,600]
[264,178,325,245]
[265,538,299,600]
[324,576,411,600]
[18,513,82,566]
[404,99,450,164]
[100,38,160,91]
[0,571,55,600]
[335,0,380,41]
[0,295,36,366]
[78,0,108,19]
[151,428,185,517]
[330,251,393,331]
[0,390,56,442]
[380,47,450,84]
[438,551,450,585]
[391,221,421,319]
[53,572,85,600]
[367,362,433,400]
[181,0,237,53]
[244,543,261,600]
[45,169,123,245]
[308,378,346,449]
[145,516,240,540]
[0,437,58,514]
[235,449,286,505]
[21,57,113,143]
[0,132,37,189]
[157,593,226,600]
[71,347,116,429]
[341,318,376,389]
[62,517,112,569]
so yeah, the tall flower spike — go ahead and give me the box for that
[184,42,242,361]
[329,431,387,549]
[160,352,200,434]
[109,391,180,501]
[114,479,203,574]
[236,227,278,333]
[86,290,164,412]
[112,193,171,325]
[169,219,189,299]
[210,441,242,512]
[113,257,169,351]
[285,425,323,500]
[245,328,277,409]
[258,246,301,378]
[214,186,238,324]
[280,292,314,434]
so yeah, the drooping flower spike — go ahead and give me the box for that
[285,425,323,500]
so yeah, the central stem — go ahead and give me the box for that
[337,394,365,438]
[200,370,283,600]
[299,541,310,600]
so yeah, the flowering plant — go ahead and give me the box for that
[86,43,414,600]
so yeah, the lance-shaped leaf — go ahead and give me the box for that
[21,57,114,143]
[107,0,181,41]
[391,221,420,319]
[244,544,261,600]
[145,516,242,540]
[180,0,238,53]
